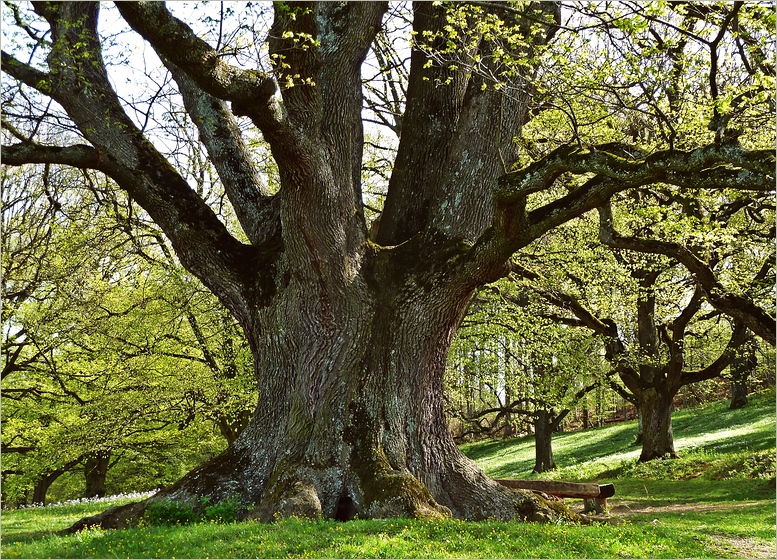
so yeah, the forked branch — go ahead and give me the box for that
[597,203,775,345]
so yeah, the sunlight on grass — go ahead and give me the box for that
[1,515,752,559]
[2,390,774,559]
[675,415,774,451]
[462,389,776,483]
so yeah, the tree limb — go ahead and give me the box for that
[12,2,275,323]
[114,2,280,132]
[165,60,280,247]
[486,142,775,256]
[681,321,751,385]
[598,203,775,345]
[2,142,106,170]
[1,50,52,95]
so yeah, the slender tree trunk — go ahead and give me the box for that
[32,470,65,505]
[533,410,557,473]
[730,378,749,410]
[637,388,676,461]
[730,337,756,409]
[634,409,644,445]
[84,451,111,498]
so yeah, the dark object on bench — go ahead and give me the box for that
[495,479,615,514]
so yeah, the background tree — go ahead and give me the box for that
[1,1,773,525]
[447,283,605,472]
[1,163,255,506]
[508,189,773,461]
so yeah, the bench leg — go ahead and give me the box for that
[594,497,607,514]
[583,498,593,513]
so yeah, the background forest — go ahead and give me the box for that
[3,151,773,507]
[1,0,774,514]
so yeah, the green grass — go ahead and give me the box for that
[2,389,774,558]
[3,510,766,559]
[460,388,776,482]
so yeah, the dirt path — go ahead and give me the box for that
[598,500,776,559]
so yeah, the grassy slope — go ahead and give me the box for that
[2,390,774,559]
[461,388,776,481]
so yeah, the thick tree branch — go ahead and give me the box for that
[13,2,273,326]
[681,322,751,385]
[504,143,774,203]
[376,2,471,246]
[114,2,280,133]
[1,50,52,94]
[1,142,105,170]
[598,204,775,345]
[165,61,280,247]
[478,142,775,264]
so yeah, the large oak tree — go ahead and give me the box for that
[1,1,773,525]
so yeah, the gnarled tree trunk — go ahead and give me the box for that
[70,255,561,527]
[54,1,563,528]
[32,471,62,506]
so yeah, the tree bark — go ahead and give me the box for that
[32,472,61,506]
[31,459,81,505]
[637,388,676,461]
[533,410,557,473]
[634,409,644,445]
[84,451,111,498]
[730,378,748,410]
[69,268,562,528]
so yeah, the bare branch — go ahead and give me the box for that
[114,2,279,130]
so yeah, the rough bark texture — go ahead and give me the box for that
[636,389,676,461]
[729,379,749,410]
[2,1,772,530]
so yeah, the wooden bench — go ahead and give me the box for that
[495,479,615,514]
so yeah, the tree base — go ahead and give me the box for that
[65,445,575,532]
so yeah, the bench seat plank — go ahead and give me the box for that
[495,479,601,499]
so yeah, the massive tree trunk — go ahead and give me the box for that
[30,457,82,505]
[42,2,566,528]
[32,471,62,506]
[632,271,678,462]
[730,378,749,410]
[71,261,561,526]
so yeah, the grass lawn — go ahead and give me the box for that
[2,389,774,558]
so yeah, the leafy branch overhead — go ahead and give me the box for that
[492,142,774,250]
